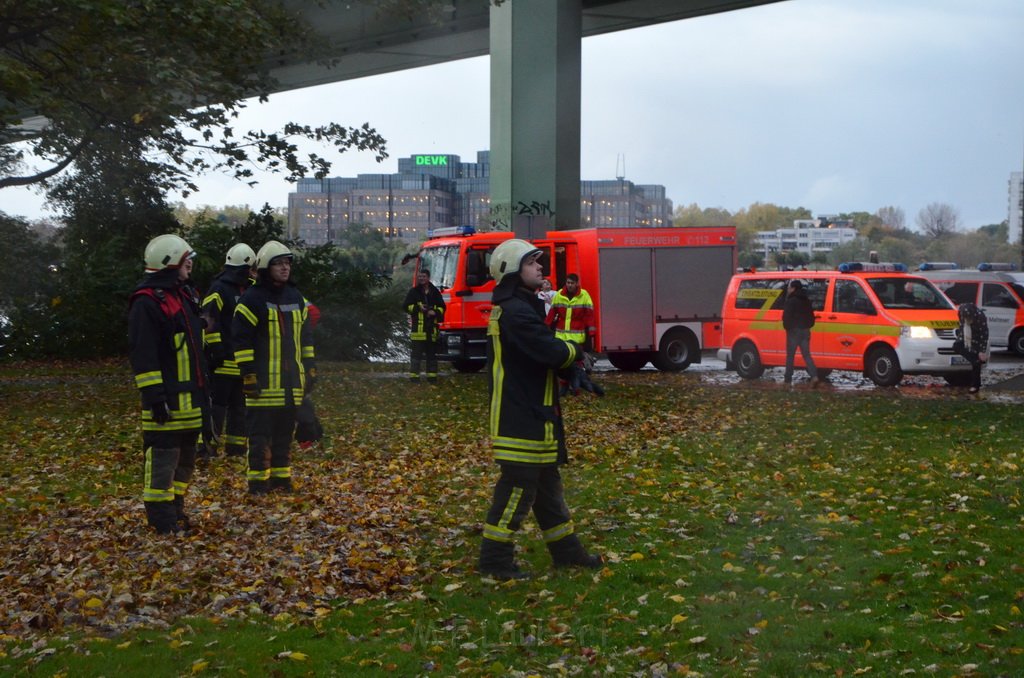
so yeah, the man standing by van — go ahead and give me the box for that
[782,280,820,386]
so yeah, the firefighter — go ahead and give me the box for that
[546,273,603,396]
[233,241,315,494]
[478,239,603,580]
[128,234,209,534]
[201,243,257,457]
[403,268,446,381]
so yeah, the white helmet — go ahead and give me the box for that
[225,243,256,267]
[144,234,193,272]
[256,240,293,271]
[489,239,541,283]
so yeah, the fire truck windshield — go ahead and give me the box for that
[419,245,459,290]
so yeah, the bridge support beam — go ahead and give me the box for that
[489,0,581,239]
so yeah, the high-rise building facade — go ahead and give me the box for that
[1009,171,1023,246]
[288,150,673,244]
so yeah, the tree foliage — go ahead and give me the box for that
[0,0,387,193]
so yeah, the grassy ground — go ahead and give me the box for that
[0,360,1021,677]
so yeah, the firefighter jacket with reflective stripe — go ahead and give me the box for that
[487,281,579,467]
[547,287,595,345]
[403,282,446,341]
[233,281,314,408]
[202,266,251,377]
[128,271,209,432]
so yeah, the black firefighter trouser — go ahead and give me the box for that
[479,463,585,569]
[409,339,438,378]
[210,374,247,455]
[143,430,198,531]
[245,406,296,491]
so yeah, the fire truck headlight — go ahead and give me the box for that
[901,325,934,339]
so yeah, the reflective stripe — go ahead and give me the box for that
[234,348,254,364]
[224,434,247,446]
[143,447,174,502]
[269,466,291,479]
[483,523,515,542]
[247,467,271,481]
[205,331,222,345]
[202,291,224,311]
[236,303,258,326]
[173,480,188,497]
[498,487,523,530]
[141,406,202,431]
[135,371,162,389]
[542,521,575,543]
[494,449,559,465]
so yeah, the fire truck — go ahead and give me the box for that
[414,225,737,372]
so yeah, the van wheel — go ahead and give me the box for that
[1010,329,1024,355]
[608,352,649,372]
[865,346,902,387]
[653,328,698,372]
[733,341,764,379]
[452,359,484,373]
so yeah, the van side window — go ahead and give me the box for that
[735,279,787,310]
[833,279,873,314]
[982,283,1019,309]
[803,279,828,311]
[940,281,978,305]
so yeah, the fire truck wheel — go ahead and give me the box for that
[653,328,698,372]
[733,341,764,380]
[452,359,484,373]
[607,352,650,372]
[865,345,902,387]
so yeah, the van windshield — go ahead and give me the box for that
[418,245,459,290]
[867,277,953,310]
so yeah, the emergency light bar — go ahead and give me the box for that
[977,262,1018,271]
[427,225,476,238]
[918,262,959,271]
[838,262,908,273]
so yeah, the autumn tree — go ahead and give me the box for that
[0,0,387,193]
[876,206,906,231]
[672,203,733,228]
[916,202,960,239]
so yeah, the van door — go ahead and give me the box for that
[980,282,1019,348]
[819,278,878,370]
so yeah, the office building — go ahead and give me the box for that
[287,150,673,244]
[754,217,858,257]
[1010,171,1023,245]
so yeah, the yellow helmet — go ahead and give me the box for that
[489,239,541,283]
[144,234,193,272]
[225,243,256,267]
[255,240,293,270]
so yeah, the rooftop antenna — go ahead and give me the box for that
[615,153,625,181]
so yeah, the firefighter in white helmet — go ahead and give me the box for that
[232,241,315,494]
[200,243,257,458]
[128,234,209,534]
[478,239,603,579]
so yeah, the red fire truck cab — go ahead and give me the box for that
[415,225,737,372]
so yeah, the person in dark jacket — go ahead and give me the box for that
[233,241,315,494]
[782,279,820,386]
[201,243,257,458]
[403,268,446,381]
[954,302,989,393]
[128,234,209,534]
[478,239,603,580]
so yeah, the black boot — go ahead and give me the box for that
[173,495,191,530]
[269,476,293,493]
[479,539,530,580]
[145,501,181,535]
[548,534,603,570]
[248,479,270,495]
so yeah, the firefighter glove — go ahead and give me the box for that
[151,401,172,424]
[242,373,261,398]
[305,367,317,393]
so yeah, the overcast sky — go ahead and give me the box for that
[4,0,1023,229]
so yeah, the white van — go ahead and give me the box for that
[917,268,1024,354]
